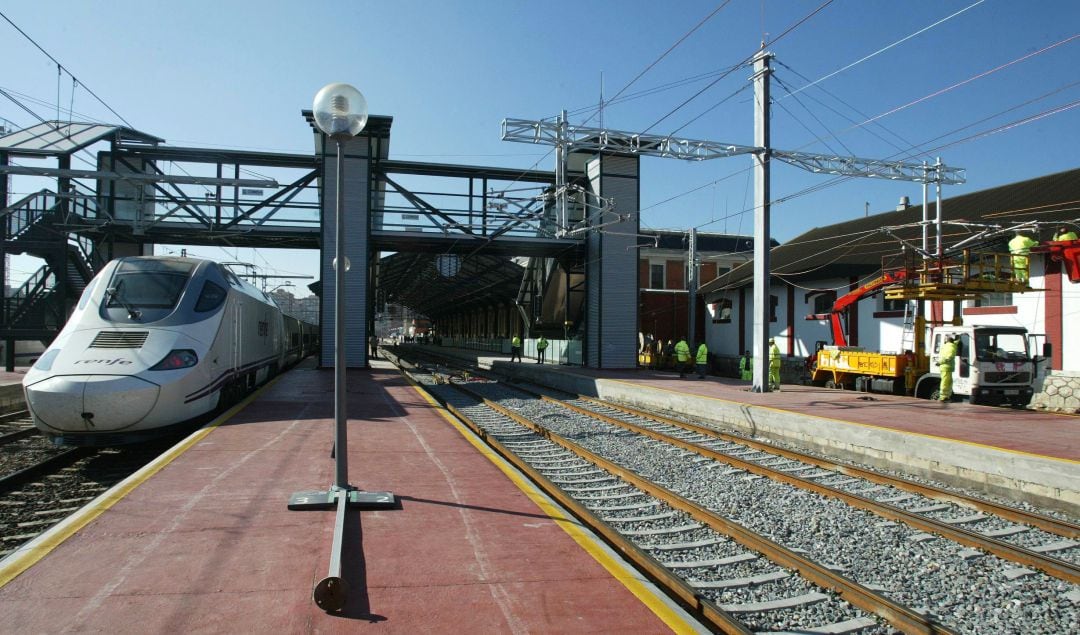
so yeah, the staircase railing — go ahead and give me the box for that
[2,189,60,241]
[4,265,57,325]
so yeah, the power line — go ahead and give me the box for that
[772,76,852,157]
[639,58,1080,229]
[778,0,987,102]
[772,61,921,158]
[0,10,135,128]
[641,0,834,134]
[581,0,734,128]
[849,33,1080,137]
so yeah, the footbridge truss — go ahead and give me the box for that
[1,117,585,369]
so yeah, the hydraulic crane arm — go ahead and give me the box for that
[830,269,909,347]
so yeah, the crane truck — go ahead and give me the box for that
[811,268,1047,406]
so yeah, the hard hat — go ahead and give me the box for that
[768,337,775,342]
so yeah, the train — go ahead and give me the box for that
[22,256,318,446]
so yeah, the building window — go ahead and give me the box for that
[970,292,1013,307]
[712,299,733,323]
[882,298,907,312]
[770,295,778,322]
[812,292,836,314]
[649,263,664,290]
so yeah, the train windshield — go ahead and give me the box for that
[974,329,1028,362]
[107,260,195,310]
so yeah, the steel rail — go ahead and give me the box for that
[0,426,37,445]
[404,376,749,634]
[543,395,1080,585]
[0,410,30,423]
[465,391,956,635]
[0,447,91,491]
[577,396,1080,539]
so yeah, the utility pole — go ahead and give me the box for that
[751,49,772,392]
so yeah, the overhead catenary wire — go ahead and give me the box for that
[778,0,988,103]
[636,61,1080,235]
[641,0,834,134]
[580,0,734,129]
[771,76,852,157]
[773,61,926,158]
[0,10,135,129]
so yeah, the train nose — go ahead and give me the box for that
[25,375,160,432]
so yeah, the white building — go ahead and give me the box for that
[701,168,1080,374]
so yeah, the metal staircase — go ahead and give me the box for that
[2,187,101,345]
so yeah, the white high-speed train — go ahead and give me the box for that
[23,256,317,445]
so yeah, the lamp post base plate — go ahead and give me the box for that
[289,489,396,510]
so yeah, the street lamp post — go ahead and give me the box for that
[288,82,395,613]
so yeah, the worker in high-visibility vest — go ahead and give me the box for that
[739,350,752,381]
[1008,229,1039,284]
[1054,225,1079,242]
[510,335,522,362]
[674,336,691,379]
[536,335,548,364]
[768,338,781,391]
[937,335,959,402]
[695,341,708,379]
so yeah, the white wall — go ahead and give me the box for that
[705,255,1079,370]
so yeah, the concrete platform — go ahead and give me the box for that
[0,360,703,633]
[416,344,1080,517]
[0,368,27,414]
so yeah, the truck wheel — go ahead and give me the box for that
[825,380,837,389]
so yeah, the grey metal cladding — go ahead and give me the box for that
[320,135,371,367]
[586,154,639,369]
[599,155,638,369]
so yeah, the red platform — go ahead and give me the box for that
[0,361,700,633]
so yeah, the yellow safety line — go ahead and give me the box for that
[607,378,1080,466]
[403,375,698,634]
[0,376,281,588]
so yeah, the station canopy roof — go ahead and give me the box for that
[0,121,163,157]
[375,251,525,319]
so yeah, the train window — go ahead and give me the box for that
[224,270,242,287]
[195,281,228,312]
[108,260,194,309]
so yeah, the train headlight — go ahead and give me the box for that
[33,349,60,372]
[150,349,198,371]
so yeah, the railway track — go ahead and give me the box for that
[0,410,37,445]
[389,349,1079,634]
[0,422,181,561]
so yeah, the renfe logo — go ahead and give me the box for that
[74,358,133,365]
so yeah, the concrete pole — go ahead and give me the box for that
[752,50,773,392]
[687,228,698,345]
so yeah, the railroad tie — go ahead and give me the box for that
[661,553,757,569]
[688,570,789,589]
[719,591,829,613]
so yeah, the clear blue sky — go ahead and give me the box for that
[3,1,1078,294]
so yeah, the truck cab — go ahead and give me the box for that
[924,325,1039,406]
